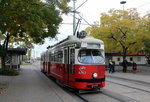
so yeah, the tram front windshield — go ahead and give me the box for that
[78,49,105,64]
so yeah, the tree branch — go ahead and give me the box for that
[127,42,136,49]
[109,33,125,48]
[118,27,128,38]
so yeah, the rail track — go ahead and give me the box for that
[33,64,140,102]
[107,75,150,86]
[107,76,150,94]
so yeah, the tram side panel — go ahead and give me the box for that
[47,52,51,74]
[40,61,44,71]
[45,62,48,73]
[50,62,64,82]
[45,62,47,73]
[46,62,49,74]
[47,62,51,74]
[45,52,48,73]
[41,54,44,72]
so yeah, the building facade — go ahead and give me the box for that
[112,54,146,65]
[5,48,27,69]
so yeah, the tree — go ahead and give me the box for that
[0,0,70,68]
[87,8,145,60]
[141,12,150,64]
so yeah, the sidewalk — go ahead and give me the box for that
[0,65,78,102]
[0,75,14,94]
[106,66,150,84]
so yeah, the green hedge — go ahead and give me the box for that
[0,68,19,76]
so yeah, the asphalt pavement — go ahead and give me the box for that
[0,64,78,102]
[0,63,150,102]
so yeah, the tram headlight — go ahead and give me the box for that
[92,73,98,78]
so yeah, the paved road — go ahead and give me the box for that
[0,64,78,102]
[105,65,150,102]
[1,64,150,102]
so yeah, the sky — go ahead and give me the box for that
[32,0,150,58]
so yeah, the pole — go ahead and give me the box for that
[123,4,124,11]
[72,0,88,36]
[73,0,76,35]
[120,1,126,11]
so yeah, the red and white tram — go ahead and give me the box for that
[41,35,105,90]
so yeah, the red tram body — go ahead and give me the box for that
[41,36,106,90]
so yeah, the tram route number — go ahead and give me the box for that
[78,67,86,74]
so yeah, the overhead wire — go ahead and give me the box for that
[136,2,150,8]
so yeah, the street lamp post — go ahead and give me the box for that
[120,1,126,11]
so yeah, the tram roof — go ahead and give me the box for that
[49,35,104,49]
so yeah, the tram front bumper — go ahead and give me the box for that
[72,78,105,89]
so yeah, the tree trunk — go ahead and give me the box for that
[122,46,128,72]
[122,46,127,60]
[1,33,10,69]
[123,49,126,60]
[2,56,6,68]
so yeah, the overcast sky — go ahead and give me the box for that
[32,0,150,58]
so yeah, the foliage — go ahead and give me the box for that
[141,13,150,59]
[0,0,71,47]
[0,0,65,44]
[0,68,19,76]
[0,0,70,68]
[87,8,149,59]
[22,62,32,65]
[46,0,71,14]
[23,55,29,61]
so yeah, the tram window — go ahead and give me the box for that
[130,57,133,61]
[49,54,51,62]
[58,51,63,63]
[64,49,67,72]
[64,50,67,64]
[54,52,58,62]
[46,55,47,62]
[51,54,54,62]
[78,49,105,64]
[92,50,104,63]
[43,54,45,62]
[78,50,93,64]
[70,49,75,74]
[70,49,75,64]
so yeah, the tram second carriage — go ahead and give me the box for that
[41,36,105,90]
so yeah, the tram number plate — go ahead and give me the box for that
[92,85,98,88]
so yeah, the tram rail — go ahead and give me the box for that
[107,80,150,94]
[107,75,150,86]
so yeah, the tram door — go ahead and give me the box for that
[64,47,75,85]
[64,48,69,84]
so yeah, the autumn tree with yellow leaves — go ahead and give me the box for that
[86,8,150,60]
